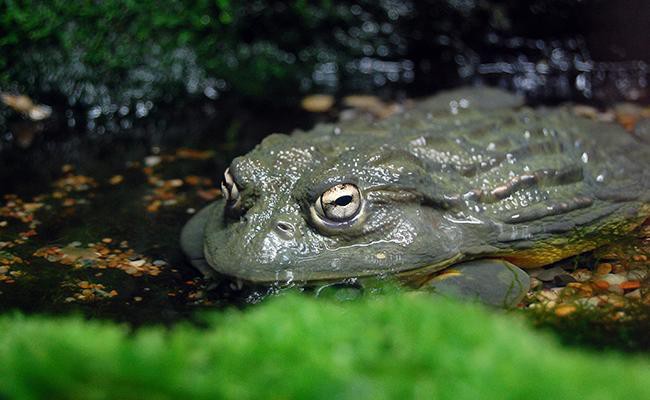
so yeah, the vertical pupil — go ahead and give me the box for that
[335,195,353,206]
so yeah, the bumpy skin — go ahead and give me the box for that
[182,87,650,284]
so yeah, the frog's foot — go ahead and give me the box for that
[180,202,218,278]
[424,259,530,308]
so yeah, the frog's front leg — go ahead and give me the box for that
[423,260,531,308]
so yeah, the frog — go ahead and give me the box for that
[181,87,650,307]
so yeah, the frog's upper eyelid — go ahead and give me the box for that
[305,178,359,201]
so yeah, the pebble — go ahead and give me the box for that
[625,289,642,300]
[607,284,624,295]
[301,94,335,113]
[627,269,648,280]
[620,280,641,290]
[601,274,627,286]
[571,268,592,282]
[595,263,612,275]
[108,175,124,185]
[144,156,162,167]
[129,259,146,267]
[555,304,577,317]
[534,266,566,282]
[553,273,576,287]
[594,280,609,290]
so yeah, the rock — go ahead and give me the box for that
[554,304,577,317]
[594,280,609,290]
[620,280,641,290]
[552,273,577,287]
[595,263,612,275]
[625,289,642,300]
[301,94,335,112]
[571,268,592,282]
[129,259,146,267]
[627,269,648,281]
[533,266,566,282]
[608,284,624,295]
[601,273,627,286]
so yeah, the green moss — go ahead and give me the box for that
[1,293,649,399]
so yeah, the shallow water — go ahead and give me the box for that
[0,103,330,326]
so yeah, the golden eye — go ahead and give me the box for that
[315,183,361,222]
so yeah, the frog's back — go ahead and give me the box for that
[319,87,650,267]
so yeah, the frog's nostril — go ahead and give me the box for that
[275,221,295,239]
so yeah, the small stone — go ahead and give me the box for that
[612,263,626,274]
[134,296,143,302]
[594,280,609,290]
[608,284,624,295]
[538,290,558,302]
[571,268,592,282]
[555,304,577,317]
[625,289,642,300]
[601,273,627,286]
[152,260,167,266]
[596,263,612,275]
[144,156,162,167]
[109,175,124,185]
[0,221,7,227]
[101,238,112,244]
[620,280,641,290]
[186,208,196,214]
[534,266,567,282]
[129,259,146,267]
[627,269,648,280]
[125,266,139,275]
[301,94,335,112]
[607,294,626,308]
[552,273,576,287]
[632,255,648,261]
[530,277,541,289]
[168,179,184,188]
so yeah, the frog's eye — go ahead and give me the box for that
[315,183,362,222]
[221,168,242,214]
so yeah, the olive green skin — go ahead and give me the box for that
[183,88,650,284]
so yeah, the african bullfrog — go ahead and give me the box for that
[181,87,650,306]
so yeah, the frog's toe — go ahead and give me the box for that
[425,259,530,308]
[180,202,218,277]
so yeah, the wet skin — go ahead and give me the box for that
[181,87,650,303]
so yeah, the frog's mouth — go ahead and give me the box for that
[181,200,459,284]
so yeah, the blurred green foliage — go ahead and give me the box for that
[0,0,402,106]
[1,293,649,399]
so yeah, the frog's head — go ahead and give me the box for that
[196,130,469,283]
